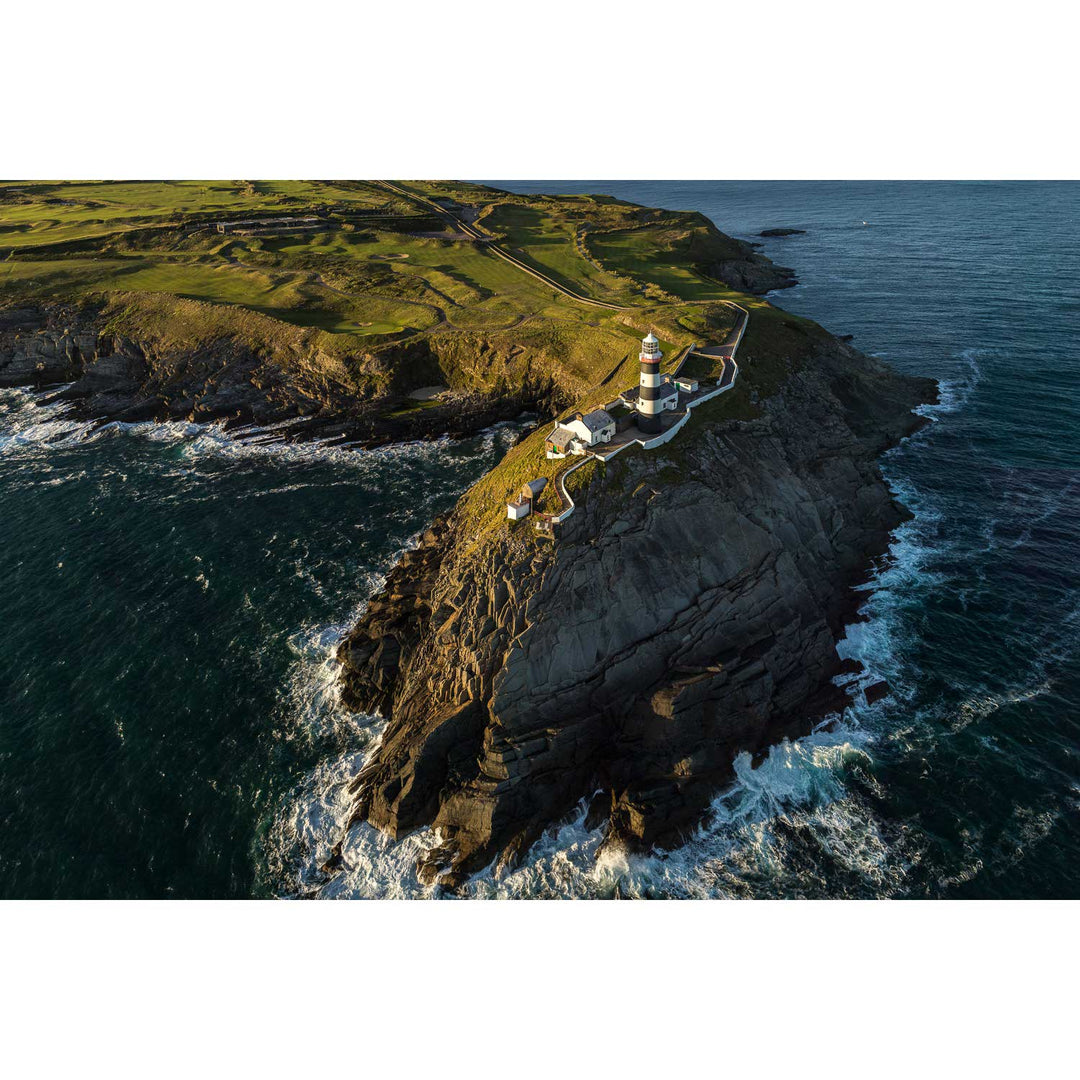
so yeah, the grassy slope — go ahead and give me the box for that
[0,180,762,389]
[1,180,818,533]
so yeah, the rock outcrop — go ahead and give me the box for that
[337,321,936,887]
[704,243,798,293]
[0,300,557,446]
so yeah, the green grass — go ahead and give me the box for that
[0,253,428,335]
[587,227,725,301]
[677,352,729,381]
[455,423,581,543]
[0,180,749,376]
[383,398,443,419]
[480,203,631,303]
[0,180,813,534]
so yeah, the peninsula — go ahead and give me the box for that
[0,180,792,444]
[0,180,935,887]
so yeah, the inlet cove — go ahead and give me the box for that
[3,181,1076,899]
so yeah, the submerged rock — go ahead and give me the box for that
[759,228,808,237]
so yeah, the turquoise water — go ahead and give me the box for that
[3,182,1079,898]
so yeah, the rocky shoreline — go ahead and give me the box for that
[0,302,561,450]
[0,233,933,893]
[334,322,937,888]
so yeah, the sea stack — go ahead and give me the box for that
[637,332,663,434]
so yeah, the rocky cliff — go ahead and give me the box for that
[335,319,936,887]
[0,300,559,446]
[0,224,793,448]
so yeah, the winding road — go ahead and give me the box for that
[373,180,630,310]
[369,182,755,531]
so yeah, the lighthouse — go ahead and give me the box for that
[637,332,664,434]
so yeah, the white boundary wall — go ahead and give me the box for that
[545,302,748,527]
[597,361,739,458]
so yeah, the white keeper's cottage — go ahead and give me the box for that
[545,407,615,458]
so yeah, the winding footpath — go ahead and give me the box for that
[373,180,629,310]
[540,302,750,529]
[369,182,752,531]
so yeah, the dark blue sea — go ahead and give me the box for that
[2,181,1078,898]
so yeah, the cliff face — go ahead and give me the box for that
[0,302,558,445]
[0,223,793,444]
[706,249,797,294]
[336,327,936,886]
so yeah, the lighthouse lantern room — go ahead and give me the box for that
[636,332,664,434]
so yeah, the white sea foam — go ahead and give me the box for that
[914,348,983,421]
[272,654,904,899]
[268,349,979,900]
[0,385,521,472]
[449,729,895,900]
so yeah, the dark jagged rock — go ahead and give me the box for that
[337,324,936,887]
[703,238,797,294]
[0,301,558,447]
[338,517,454,716]
[864,680,891,706]
[759,228,807,238]
[707,255,797,294]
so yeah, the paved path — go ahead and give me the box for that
[539,302,749,527]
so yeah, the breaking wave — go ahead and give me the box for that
[269,334,1080,899]
[266,377,954,899]
[0,385,484,469]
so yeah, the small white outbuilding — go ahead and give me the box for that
[507,477,548,520]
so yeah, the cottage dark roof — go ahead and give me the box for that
[523,478,548,497]
[578,408,614,433]
[547,425,576,450]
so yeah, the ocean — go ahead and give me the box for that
[2,181,1078,898]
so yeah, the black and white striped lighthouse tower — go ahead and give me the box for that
[637,332,663,434]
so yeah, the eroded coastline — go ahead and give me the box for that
[0,182,934,893]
